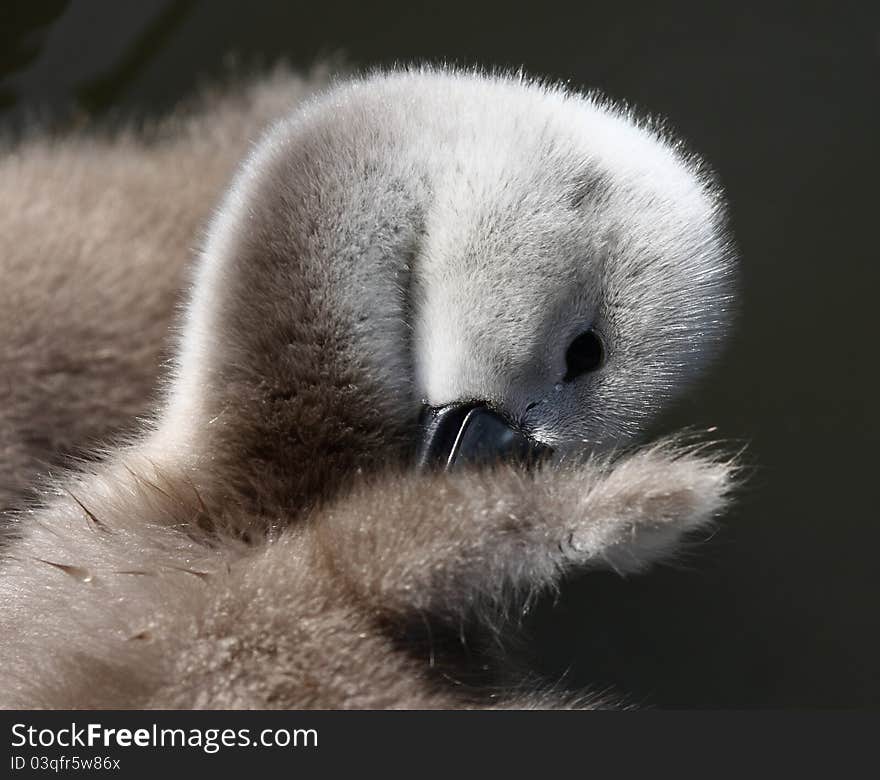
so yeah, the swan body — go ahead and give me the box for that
[0,67,736,709]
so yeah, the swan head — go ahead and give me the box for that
[166,68,736,474]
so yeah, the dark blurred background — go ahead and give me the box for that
[2,0,878,707]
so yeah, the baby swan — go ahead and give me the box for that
[0,68,736,709]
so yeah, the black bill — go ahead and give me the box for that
[416,402,552,470]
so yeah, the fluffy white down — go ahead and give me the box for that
[163,67,735,454]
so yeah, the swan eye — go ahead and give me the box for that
[564,330,604,381]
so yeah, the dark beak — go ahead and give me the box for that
[416,402,552,470]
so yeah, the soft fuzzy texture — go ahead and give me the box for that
[0,67,737,709]
[0,67,333,510]
[0,443,733,708]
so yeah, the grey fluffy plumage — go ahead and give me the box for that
[0,67,737,709]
